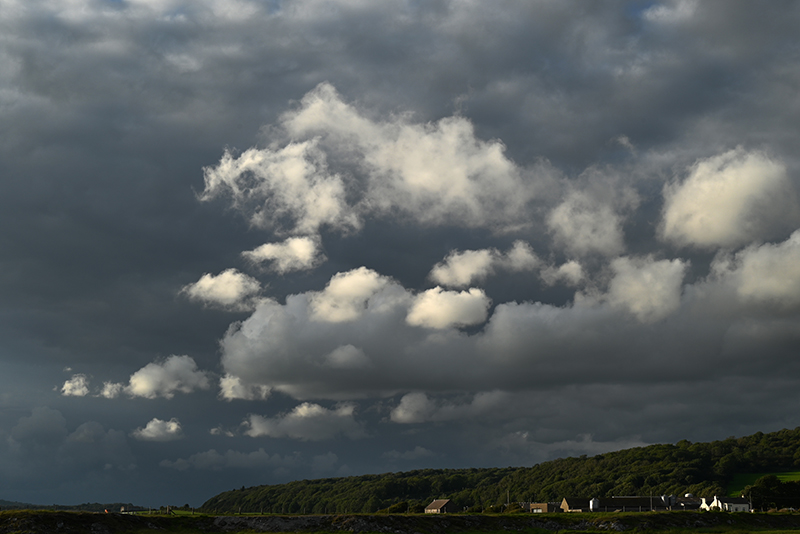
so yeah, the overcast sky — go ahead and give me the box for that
[2,0,800,507]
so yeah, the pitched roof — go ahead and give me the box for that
[425,499,451,509]
[717,497,749,504]
[561,497,590,508]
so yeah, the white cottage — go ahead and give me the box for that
[700,496,751,512]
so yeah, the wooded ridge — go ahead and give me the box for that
[201,427,800,514]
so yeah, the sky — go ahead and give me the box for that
[2,0,800,508]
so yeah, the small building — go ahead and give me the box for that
[425,499,458,514]
[524,502,561,513]
[701,496,750,512]
[675,495,702,511]
[560,498,590,512]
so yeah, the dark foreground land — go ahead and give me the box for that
[6,511,800,534]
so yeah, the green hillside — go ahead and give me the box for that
[201,427,800,514]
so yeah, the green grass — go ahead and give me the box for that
[728,471,800,496]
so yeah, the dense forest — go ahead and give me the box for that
[201,427,800,514]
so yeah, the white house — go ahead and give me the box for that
[700,496,751,512]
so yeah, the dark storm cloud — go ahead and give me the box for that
[1,0,800,507]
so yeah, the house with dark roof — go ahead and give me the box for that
[674,495,702,511]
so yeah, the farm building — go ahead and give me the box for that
[424,499,459,514]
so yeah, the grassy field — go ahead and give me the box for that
[728,471,800,496]
[6,509,800,534]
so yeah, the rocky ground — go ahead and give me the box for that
[4,510,800,533]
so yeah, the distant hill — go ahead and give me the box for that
[201,427,800,514]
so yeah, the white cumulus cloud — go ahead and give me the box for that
[604,256,688,323]
[502,240,541,272]
[124,355,210,399]
[390,391,509,424]
[218,374,271,401]
[243,236,325,273]
[712,229,800,309]
[661,148,798,249]
[131,417,183,441]
[60,374,90,397]
[100,381,124,399]
[540,260,585,287]
[201,140,359,236]
[201,83,545,236]
[547,190,625,257]
[244,402,365,441]
[181,268,261,311]
[429,249,496,287]
[308,267,400,322]
[429,241,540,288]
[406,287,491,329]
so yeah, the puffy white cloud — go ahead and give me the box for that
[201,83,543,235]
[209,426,235,437]
[100,381,124,399]
[547,191,625,257]
[389,392,436,424]
[125,355,210,399]
[201,141,358,236]
[712,229,800,309]
[131,418,183,442]
[406,287,491,329]
[60,374,90,397]
[308,267,401,322]
[244,402,365,441]
[429,249,496,287]
[218,374,271,401]
[243,236,325,273]
[540,260,585,287]
[604,256,688,323]
[390,391,509,424]
[181,268,261,311]
[323,345,371,369]
[287,83,536,228]
[429,241,539,288]
[661,148,798,249]
[502,240,541,272]
[160,448,298,471]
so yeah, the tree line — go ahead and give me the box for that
[201,427,800,514]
